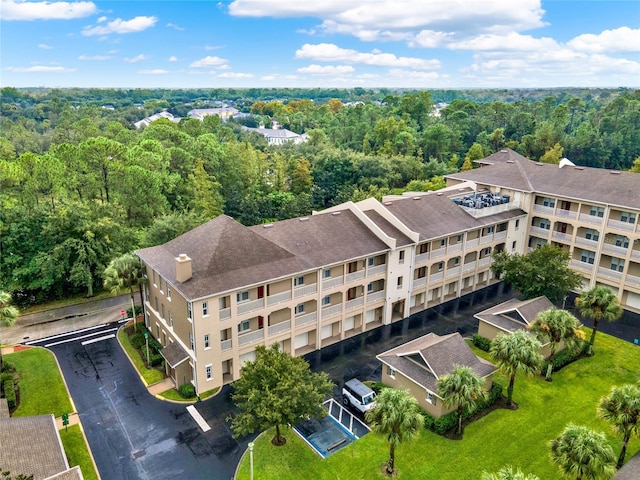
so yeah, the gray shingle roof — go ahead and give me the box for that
[0,414,76,480]
[447,148,640,210]
[615,450,640,479]
[160,341,190,368]
[377,332,496,395]
[475,296,555,333]
[362,209,414,247]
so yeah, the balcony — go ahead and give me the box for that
[430,271,444,282]
[237,298,264,315]
[346,270,365,284]
[322,276,344,289]
[570,259,594,273]
[413,277,427,288]
[219,308,231,320]
[322,304,343,318]
[367,290,385,302]
[415,252,430,264]
[465,238,479,248]
[294,283,317,298]
[295,311,317,327]
[574,236,598,248]
[631,249,640,261]
[551,231,573,243]
[446,266,460,278]
[447,243,462,254]
[238,328,264,346]
[345,297,364,310]
[480,235,494,245]
[463,261,477,273]
[529,226,549,238]
[431,247,446,259]
[597,266,623,281]
[607,219,635,232]
[367,264,386,276]
[579,213,603,226]
[601,243,628,257]
[267,290,291,306]
[627,274,640,287]
[495,230,507,240]
[221,339,232,351]
[478,257,491,267]
[556,209,577,220]
[268,320,291,337]
[533,204,555,216]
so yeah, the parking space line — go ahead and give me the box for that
[186,405,211,432]
[81,334,116,345]
[44,327,119,347]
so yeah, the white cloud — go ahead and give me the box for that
[261,74,299,81]
[217,72,254,78]
[168,56,178,62]
[295,43,440,69]
[567,27,640,53]
[97,16,107,23]
[297,64,354,74]
[204,45,223,51]
[190,55,228,68]
[6,65,75,72]
[38,43,53,50]
[78,54,111,60]
[138,69,169,74]
[124,54,148,63]
[447,32,559,52]
[82,16,157,36]
[166,22,184,30]
[1,0,96,21]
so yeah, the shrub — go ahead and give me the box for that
[472,334,492,352]
[1,361,16,373]
[130,332,145,349]
[179,383,196,399]
[148,353,164,367]
[126,305,143,318]
[542,341,589,374]
[3,380,16,409]
[0,372,14,383]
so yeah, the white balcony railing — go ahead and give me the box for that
[465,238,479,248]
[574,237,598,248]
[294,283,317,298]
[446,266,460,278]
[556,209,577,220]
[579,213,603,225]
[430,247,446,259]
[322,276,344,289]
[601,243,628,257]
[570,259,594,273]
[322,304,343,318]
[267,290,291,306]
[295,311,317,327]
[237,298,264,315]
[480,235,494,245]
[413,277,427,288]
[463,261,477,272]
[268,320,291,337]
[626,274,640,287]
[495,230,507,240]
[597,266,623,280]
[607,219,635,232]
[533,204,555,216]
[221,339,232,351]
[447,244,462,254]
[238,328,264,346]
[346,270,365,284]
[219,308,231,320]
[367,264,386,276]
[415,252,430,264]
[551,231,572,243]
[429,271,444,282]
[631,249,640,261]
[529,226,549,238]
[345,297,364,310]
[479,257,491,267]
[367,290,385,302]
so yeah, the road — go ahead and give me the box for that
[28,325,251,480]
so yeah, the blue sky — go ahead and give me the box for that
[1,0,638,89]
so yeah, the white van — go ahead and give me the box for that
[342,378,377,413]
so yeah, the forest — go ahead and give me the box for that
[1,86,639,307]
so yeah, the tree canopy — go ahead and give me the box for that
[437,365,488,435]
[549,424,616,480]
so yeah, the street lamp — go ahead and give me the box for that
[248,442,255,480]
[144,332,150,366]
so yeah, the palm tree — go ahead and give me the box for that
[575,286,623,354]
[365,388,423,475]
[529,308,585,381]
[597,383,640,468]
[437,365,487,436]
[549,424,616,480]
[481,465,541,480]
[490,330,543,407]
[103,253,145,330]
[0,291,19,371]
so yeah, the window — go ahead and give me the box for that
[456,234,462,242]
[204,334,210,349]
[202,302,208,316]
[152,270,157,286]
[427,392,437,405]
[581,250,595,264]
[542,197,555,208]
[161,303,165,320]
[610,258,625,272]
[294,276,304,286]
[585,229,600,241]
[438,261,444,271]
[189,332,194,350]
[155,297,159,313]
[620,212,636,224]
[515,219,520,230]
[219,296,229,309]
[440,239,446,247]
[539,218,551,230]
[187,302,192,321]
[238,320,250,332]
[206,365,212,380]
[236,291,249,303]
[589,206,604,218]
[368,257,375,266]
[294,303,305,314]
[159,277,163,292]
[169,311,173,328]
[399,250,405,264]
[397,276,403,289]
[453,257,460,266]
[417,266,426,278]
[615,235,629,248]
[418,243,428,254]
[387,366,395,378]
[367,282,373,292]
[322,295,331,306]
[485,226,495,234]
[145,286,149,302]
[166,285,171,299]
[323,269,331,278]
[512,241,517,251]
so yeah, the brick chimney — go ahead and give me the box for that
[175,254,192,282]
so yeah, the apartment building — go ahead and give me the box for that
[136,148,639,394]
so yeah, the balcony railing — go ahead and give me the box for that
[579,213,603,225]
[238,328,264,346]
[415,252,430,264]
[322,304,342,318]
[221,339,232,351]
[267,290,291,306]
[447,243,462,254]
[533,204,555,216]
[551,231,573,243]
[446,266,460,278]
[295,311,317,327]
[465,238,479,248]
[219,308,231,320]
[463,261,477,272]
[413,277,427,288]
[237,298,264,315]
[345,297,364,310]
[430,247,446,259]
[495,230,507,240]
[367,264,386,276]
[268,320,291,337]
[626,274,640,287]
[346,270,365,284]
[601,243,628,257]
[530,226,549,238]
[294,283,317,298]
[480,235,494,245]
[367,290,385,302]
[597,266,623,281]
[574,237,598,248]
[556,209,577,220]
[430,271,444,282]
[479,257,491,267]
[570,259,594,273]
[322,276,344,289]
[607,219,635,232]
[631,249,640,261]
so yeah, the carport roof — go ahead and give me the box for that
[161,341,190,368]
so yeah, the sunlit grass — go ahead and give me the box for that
[60,424,99,480]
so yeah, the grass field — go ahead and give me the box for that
[117,326,165,385]
[59,425,100,480]
[6,347,73,417]
[235,330,640,480]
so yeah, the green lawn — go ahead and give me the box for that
[236,331,640,480]
[117,327,165,385]
[59,425,100,480]
[6,347,73,417]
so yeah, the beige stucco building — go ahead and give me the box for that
[135,149,639,395]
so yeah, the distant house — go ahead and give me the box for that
[0,403,84,479]
[134,110,180,129]
[241,121,308,146]
[376,332,497,418]
[187,107,239,121]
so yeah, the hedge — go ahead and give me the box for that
[472,334,492,352]
[3,379,16,409]
[542,341,589,374]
